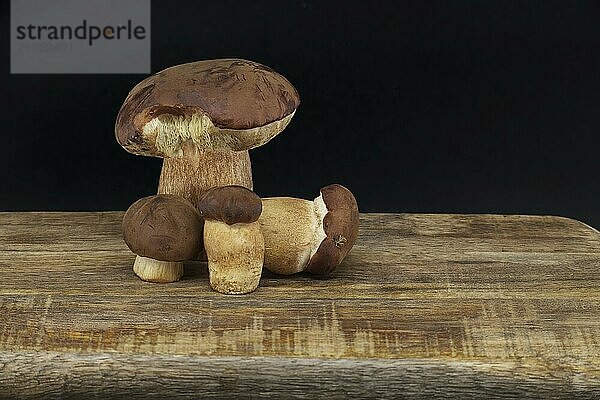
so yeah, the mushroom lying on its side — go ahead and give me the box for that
[259,184,359,276]
[122,195,202,283]
[198,186,264,294]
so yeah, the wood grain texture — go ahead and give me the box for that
[0,212,599,399]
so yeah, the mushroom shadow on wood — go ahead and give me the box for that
[180,261,209,281]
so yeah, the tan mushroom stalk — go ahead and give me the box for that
[259,184,359,276]
[122,195,202,283]
[198,186,264,294]
[115,59,300,210]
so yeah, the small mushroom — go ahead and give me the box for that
[259,184,359,276]
[198,186,264,294]
[122,195,202,283]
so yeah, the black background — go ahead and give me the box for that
[2,1,599,227]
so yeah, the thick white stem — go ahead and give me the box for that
[204,221,264,294]
[157,142,253,210]
[258,197,324,275]
[133,255,184,283]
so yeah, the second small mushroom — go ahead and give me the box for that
[122,194,202,283]
[259,184,359,276]
[198,186,265,294]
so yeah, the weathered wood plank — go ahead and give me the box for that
[1,353,597,400]
[0,212,599,398]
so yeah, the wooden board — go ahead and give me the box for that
[0,212,599,399]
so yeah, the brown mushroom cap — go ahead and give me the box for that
[198,186,262,225]
[123,195,202,261]
[305,184,360,276]
[115,59,300,156]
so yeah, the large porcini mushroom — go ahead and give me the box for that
[122,194,202,283]
[198,186,264,294]
[115,59,300,208]
[259,184,359,276]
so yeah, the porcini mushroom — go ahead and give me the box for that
[115,59,300,208]
[259,184,359,276]
[198,186,264,294]
[122,195,202,283]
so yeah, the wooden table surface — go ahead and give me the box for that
[0,212,599,399]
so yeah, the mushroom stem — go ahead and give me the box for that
[133,255,184,283]
[158,142,253,209]
[259,197,323,275]
[204,221,264,294]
